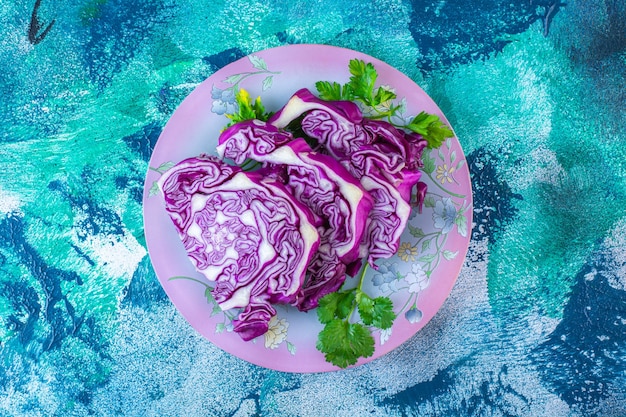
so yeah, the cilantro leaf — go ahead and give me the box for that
[315,261,398,368]
[356,291,396,330]
[407,111,454,149]
[370,296,396,329]
[317,292,341,324]
[317,290,356,323]
[337,291,356,319]
[316,319,375,368]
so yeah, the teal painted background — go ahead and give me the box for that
[1,0,625,416]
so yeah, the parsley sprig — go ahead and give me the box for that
[315,58,454,149]
[405,111,454,150]
[316,60,399,116]
[316,264,396,369]
[224,88,272,128]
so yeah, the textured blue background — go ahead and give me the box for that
[1,0,625,416]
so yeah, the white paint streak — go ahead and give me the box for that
[81,239,575,416]
[90,302,267,417]
[602,218,626,291]
[511,146,566,190]
[353,239,570,416]
[0,187,23,215]
[79,232,146,280]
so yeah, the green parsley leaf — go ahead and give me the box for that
[345,59,399,110]
[315,263,398,368]
[356,291,396,330]
[355,291,374,325]
[373,86,397,106]
[317,290,356,323]
[315,81,344,101]
[336,291,356,319]
[317,292,341,324]
[315,59,452,150]
[316,319,375,368]
[224,88,271,127]
[406,111,454,149]
[347,59,377,104]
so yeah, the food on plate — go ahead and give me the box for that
[156,58,454,367]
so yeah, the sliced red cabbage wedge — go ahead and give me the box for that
[158,84,435,341]
[157,155,320,340]
[269,88,367,160]
[217,119,293,165]
[217,122,374,310]
[267,88,429,266]
[358,173,411,265]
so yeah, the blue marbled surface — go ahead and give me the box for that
[1,0,625,416]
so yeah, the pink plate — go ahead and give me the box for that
[143,44,472,373]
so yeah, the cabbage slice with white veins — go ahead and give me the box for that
[267,88,429,265]
[157,155,320,340]
[217,121,374,310]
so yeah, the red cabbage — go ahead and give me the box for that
[157,155,320,340]
[269,88,429,265]
[158,84,434,341]
[358,173,412,264]
[216,119,293,165]
[233,301,276,342]
[296,250,347,312]
[217,122,374,310]
[269,89,366,160]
